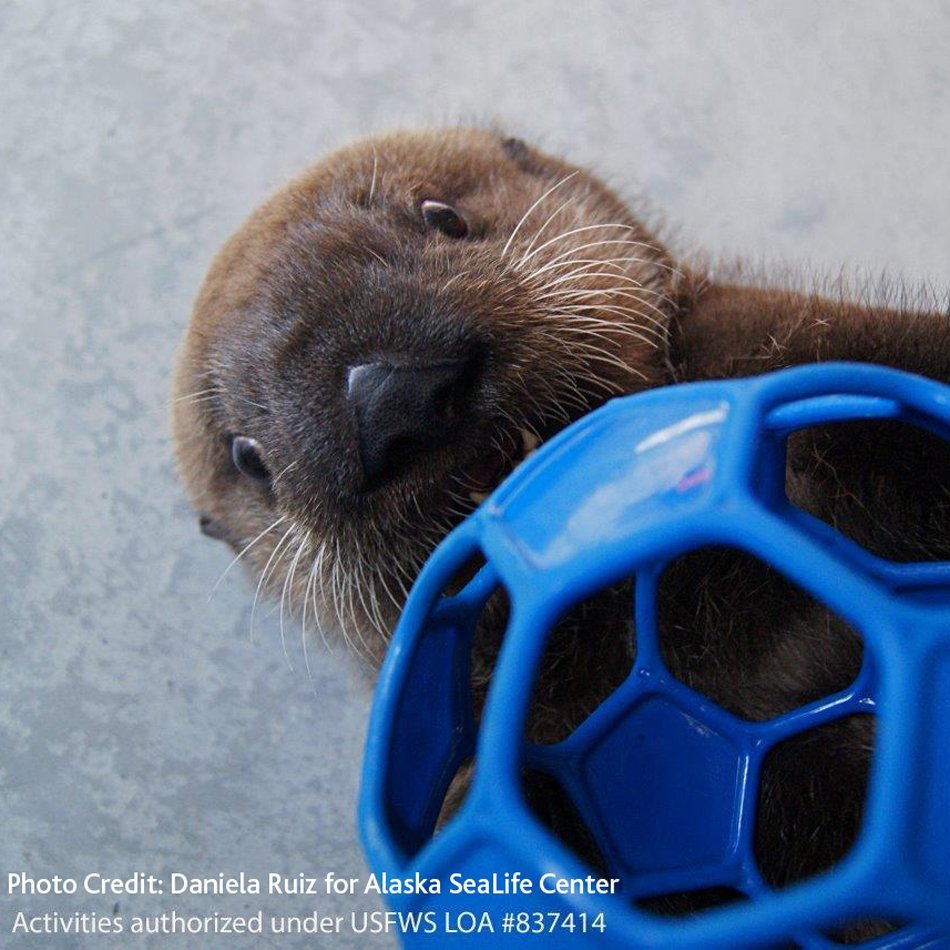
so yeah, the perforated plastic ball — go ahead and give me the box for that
[360,363,950,949]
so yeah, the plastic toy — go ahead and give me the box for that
[359,363,950,948]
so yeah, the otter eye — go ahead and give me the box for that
[420,199,468,239]
[230,435,271,485]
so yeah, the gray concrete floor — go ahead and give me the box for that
[1,2,948,947]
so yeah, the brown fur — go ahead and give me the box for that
[172,128,949,934]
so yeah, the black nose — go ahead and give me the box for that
[347,358,478,489]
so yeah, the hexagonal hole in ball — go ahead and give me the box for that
[755,713,875,889]
[383,551,508,855]
[821,916,909,947]
[520,768,611,878]
[657,545,864,721]
[426,564,512,834]
[784,418,950,564]
[633,885,748,918]
[523,576,636,745]
[755,713,899,946]
[433,546,512,729]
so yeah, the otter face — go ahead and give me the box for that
[172,128,675,662]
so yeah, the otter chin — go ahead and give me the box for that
[172,128,676,663]
[173,127,948,926]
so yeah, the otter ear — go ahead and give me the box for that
[499,136,553,178]
[198,513,229,542]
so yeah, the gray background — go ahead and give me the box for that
[2,1,948,947]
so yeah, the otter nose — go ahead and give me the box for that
[347,358,475,489]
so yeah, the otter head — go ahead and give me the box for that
[172,128,675,664]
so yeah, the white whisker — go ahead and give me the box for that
[367,148,379,203]
[518,193,580,260]
[501,172,578,259]
[516,223,639,268]
[251,525,295,645]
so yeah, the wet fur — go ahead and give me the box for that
[172,128,950,935]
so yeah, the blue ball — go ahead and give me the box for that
[360,363,950,948]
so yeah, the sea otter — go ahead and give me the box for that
[171,128,949,931]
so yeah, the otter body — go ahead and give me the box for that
[172,129,949,924]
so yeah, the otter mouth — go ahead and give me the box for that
[459,426,542,504]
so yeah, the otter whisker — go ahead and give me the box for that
[366,579,394,651]
[520,375,582,422]
[221,391,269,412]
[167,388,219,407]
[251,524,296,644]
[279,529,308,672]
[535,282,672,308]
[344,547,373,641]
[524,237,658,276]
[338,537,372,663]
[574,291,672,334]
[444,500,477,521]
[501,171,579,259]
[529,260,664,295]
[328,536,350,650]
[517,192,582,261]
[308,539,335,654]
[553,337,647,378]
[552,315,664,352]
[529,233,670,267]
[553,306,668,345]
[367,148,379,204]
[532,323,647,379]
[516,223,645,268]
[529,256,675,289]
[147,389,219,416]
[365,568,390,651]
[534,369,585,409]
[385,546,413,605]
[529,256,637,282]
[514,355,599,415]
[373,562,405,622]
[170,387,218,403]
[534,268,666,294]
[548,287,673,334]
[538,278,671,329]
[345,545,378,663]
[366,247,390,268]
[269,459,300,490]
[441,270,470,293]
[211,514,287,595]
[547,295,655,322]
[527,238,682,278]
[553,319,664,352]
[299,543,320,682]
